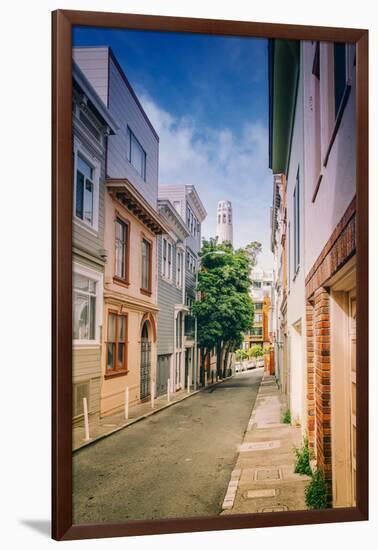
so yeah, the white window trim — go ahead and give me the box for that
[176,250,183,289]
[73,262,103,347]
[161,237,174,283]
[73,139,101,234]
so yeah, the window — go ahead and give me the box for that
[252,281,262,288]
[186,293,194,309]
[176,250,183,288]
[186,251,196,274]
[293,169,300,275]
[223,214,226,223]
[255,302,263,311]
[250,327,263,337]
[106,312,128,374]
[255,313,263,324]
[186,205,199,238]
[75,155,94,226]
[334,43,347,119]
[312,42,321,183]
[115,217,129,282]
[176,313,182,348]
[141,238,152,292]
[162,238,173,281]
[127,127,146,180]
[218,214,221,223]
[168,242,172,280]
[73,273,96,341]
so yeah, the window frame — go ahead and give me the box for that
[72,262,103,346]
[73,142,100,233]
[176,249,183,289]
[141,235,153,295]
[113,212,130,286]
[127,126,147,181]
[161,237,174,283]
[293,168,301,277]
[105,310,128,377]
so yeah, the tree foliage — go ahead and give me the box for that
[244,241,262,268]
[192,239,254,358]
[247,344,263,358]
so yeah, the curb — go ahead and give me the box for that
[74,375,233,453]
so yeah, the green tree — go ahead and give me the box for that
[244,241,262,268]
[192,239,254,377]
[247,344,263,359]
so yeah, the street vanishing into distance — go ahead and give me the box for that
[73,369,263,524]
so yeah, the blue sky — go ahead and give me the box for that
[73,27,273,270]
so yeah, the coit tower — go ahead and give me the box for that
[216,200,233,245]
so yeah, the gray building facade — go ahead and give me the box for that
[158,185,207,389]
[156,200,189,395]
[72,62,118,426]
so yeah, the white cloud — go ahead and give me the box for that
[140,94,274,270]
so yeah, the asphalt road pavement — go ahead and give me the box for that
[73,368,263,524]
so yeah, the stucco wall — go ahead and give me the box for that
[303,41,356,275]
[286,46,307,428]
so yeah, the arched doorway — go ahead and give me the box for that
[140,321,151,400]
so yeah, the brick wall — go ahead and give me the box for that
[306,302,315,448]
[305,197,356,300]
[314,287,332,501]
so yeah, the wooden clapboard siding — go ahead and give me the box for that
[73,47,109,106]
[72,95,106,262]
[157,234,183,355]
[106,55,158,207]
[74,46,159,209]
[72,347,102,417]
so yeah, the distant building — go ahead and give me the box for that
[156,198,189,396]
[158,185,207,390]
[216,200,233,245]
[243,269,273,369]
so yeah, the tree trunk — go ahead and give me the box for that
[216,340,222,379]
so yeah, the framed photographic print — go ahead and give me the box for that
[52,9,368,541]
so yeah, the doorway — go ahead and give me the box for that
[140,321,151,400]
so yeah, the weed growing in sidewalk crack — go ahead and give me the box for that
[305,469,328,509]
[282,409,291,424]
[294,435,312,476]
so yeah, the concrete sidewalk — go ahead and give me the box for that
[73,377,230,451]
[221,373,310,514]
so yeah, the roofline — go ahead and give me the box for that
[72,61,119,134]
[108,48,159,142]
[185,185,207,221]
[106,178,170,235]
[157,199,190,238]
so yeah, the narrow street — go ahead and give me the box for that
[73,369,263,524]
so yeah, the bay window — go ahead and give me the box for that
[73,273,97,341]
[75,155,95,226]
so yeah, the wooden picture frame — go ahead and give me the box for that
[52,9,368,541]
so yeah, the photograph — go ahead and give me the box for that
[69,24,359,525]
